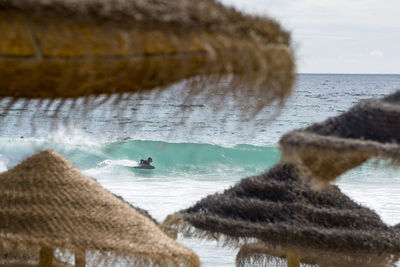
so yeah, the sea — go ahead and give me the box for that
[1,73,400,266]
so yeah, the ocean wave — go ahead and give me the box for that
[0,137,280,178]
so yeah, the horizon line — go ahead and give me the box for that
[298,72,400,75]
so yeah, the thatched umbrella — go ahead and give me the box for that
[163,163,400,266]
[0,0,295,119]
[279,91,400,184]
[236,241,399,267]
[0,150,200,267]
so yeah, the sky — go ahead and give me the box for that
[218,0,400,74]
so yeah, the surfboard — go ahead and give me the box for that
[133,165,155,170]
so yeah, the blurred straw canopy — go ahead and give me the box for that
[163,163,400,260]
[0,150,200,266]
[0,0,295,118]
[280,90,400,183]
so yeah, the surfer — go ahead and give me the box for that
[133,157,155,169]
[140,157,153,166]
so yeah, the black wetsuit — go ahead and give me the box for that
[140,159,150,166]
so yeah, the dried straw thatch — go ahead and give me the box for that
[279,91,400,183]
[236,241,399,267]
[0,150,200,267]
[0,0,295,118]
[163,163,400,264]
[0,241,73,267]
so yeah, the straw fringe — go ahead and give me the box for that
[280,91,400,183]
[161,213,253,248]
[0,0,295,124]
[164,215,400,267]
[0,240,198,267]
[0,150,200,267]
[162,163,400,258]
[236,242,400,267]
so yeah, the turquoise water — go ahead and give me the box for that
[0,138,280,179]
[1,74,400,266]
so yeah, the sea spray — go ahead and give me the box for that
[0,136,281,179]
[0,128,104,169]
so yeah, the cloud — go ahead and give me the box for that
[217,0,399,73]
[370,50,384,58]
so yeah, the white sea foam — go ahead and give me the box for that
[0,155,8,172]
[98,159,138,167]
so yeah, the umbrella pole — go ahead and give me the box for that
[286,250,300,267]
[75,250,86,267]
[38,246,53,267]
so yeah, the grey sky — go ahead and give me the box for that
[218,0,400,74]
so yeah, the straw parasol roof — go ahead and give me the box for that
[0,0,295,119]
[163,163,400,264]
[279,90,400,184]
[236,241,400,267]
[0,150,200,266]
